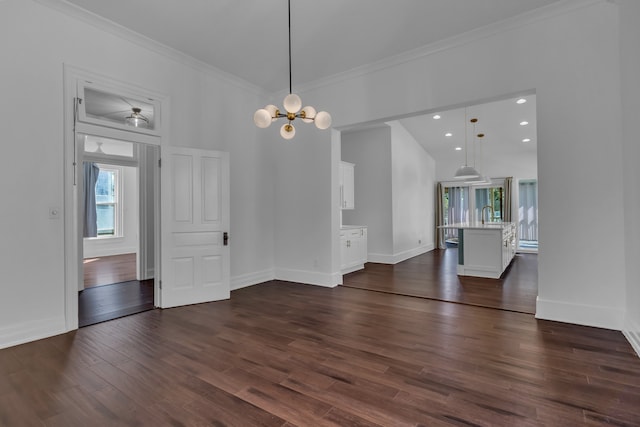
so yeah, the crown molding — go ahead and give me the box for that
[32,0,268,97]
[296,0,608,94]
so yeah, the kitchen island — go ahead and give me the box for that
[439,222,516,278]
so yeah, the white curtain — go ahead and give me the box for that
[436,183,445,249]
[518,180,538,241]
[445,186,468,241]
[83,162,100,238]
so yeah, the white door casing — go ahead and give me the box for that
[160,147,230,308]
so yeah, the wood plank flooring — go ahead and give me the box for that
[2,281,639,426]
[78,280,154,327]
[343,249,538,314]
[84,253,137,288]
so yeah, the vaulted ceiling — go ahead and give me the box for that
[62,0,554,171]
[63,0,562,93]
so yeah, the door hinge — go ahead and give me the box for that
[159,280,162,289]
[158,158,162,168]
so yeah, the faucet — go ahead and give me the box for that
[481,205,494,224]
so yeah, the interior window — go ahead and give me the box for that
[95,166,120,237]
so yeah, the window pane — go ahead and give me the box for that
[95,170,115,203]
[96,204,115,235]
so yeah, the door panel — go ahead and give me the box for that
[160,147,229,308]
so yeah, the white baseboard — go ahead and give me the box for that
[231,269,275,291]
[535,297,625,331]
[367,244,434,265]
[623,318,640,358]
[275,268,341,288]
[0,316,67,350]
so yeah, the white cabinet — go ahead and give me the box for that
[340,161,355,210]
[340,226,367,274]
[502,223,516,271]
[455,222,516,279]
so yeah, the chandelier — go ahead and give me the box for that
[253,0,331,139]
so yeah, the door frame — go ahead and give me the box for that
[63,65,168,330]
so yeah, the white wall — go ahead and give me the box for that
[83,165,138,259]
[390,122,436,259]
[619,0,640,355]
[273,126,336,286]
[341,123,435,264]
[342,126,393,258]
[0,0,274,348]
[289,0,629,331]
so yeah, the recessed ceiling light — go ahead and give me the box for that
[445,132,452,137]
[433,114,441,120]
[455,147,462,151]
[516,98,527,104]
[520,121,529,126]
[522,138,531,143]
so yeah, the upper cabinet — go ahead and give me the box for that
[340,161,355,210]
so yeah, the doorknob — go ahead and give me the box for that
[223,232,229,246]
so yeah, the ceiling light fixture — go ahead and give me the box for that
[445,132,453,137]
[465,132,491,185]
[253,0,331,139]
[454,112,480,179]
[523,138,531,143]
[433,114,441,120]
[455,147,462,151]
[516,98,527,104]
[125,107,149,128]
[520,121,529,126]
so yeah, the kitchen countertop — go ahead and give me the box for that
[438,222,514,230]
[340,225,367,230]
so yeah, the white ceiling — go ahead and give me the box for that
[62,0,549,173]
[63,0,562,93]
[398,95,537,180]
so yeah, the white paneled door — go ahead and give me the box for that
[160,147,230,308]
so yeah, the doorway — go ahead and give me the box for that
[77,134,159,326]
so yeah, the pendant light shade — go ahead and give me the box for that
[283,94,302,113]
[454,111,479,179]
[280,123,296,139]
[253,0,331,139]
[253,109,272,128]
[125,107,149,128]
[454,165,480,179]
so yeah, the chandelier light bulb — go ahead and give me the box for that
[283,93,302,113]
[264,104,279,121]
[253,109,272,128]
[280,123,296,139]
[314,111,332,130]
[301,106,316,123]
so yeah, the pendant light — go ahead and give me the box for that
[465,132,491,185]
[125,107,149,128]
[454,110,480,179]
[253,0,331,139]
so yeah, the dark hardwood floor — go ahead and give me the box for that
[78,280,155,327]
[2,281,639,426]
[80,253,154,327]
[343,249,538,314]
